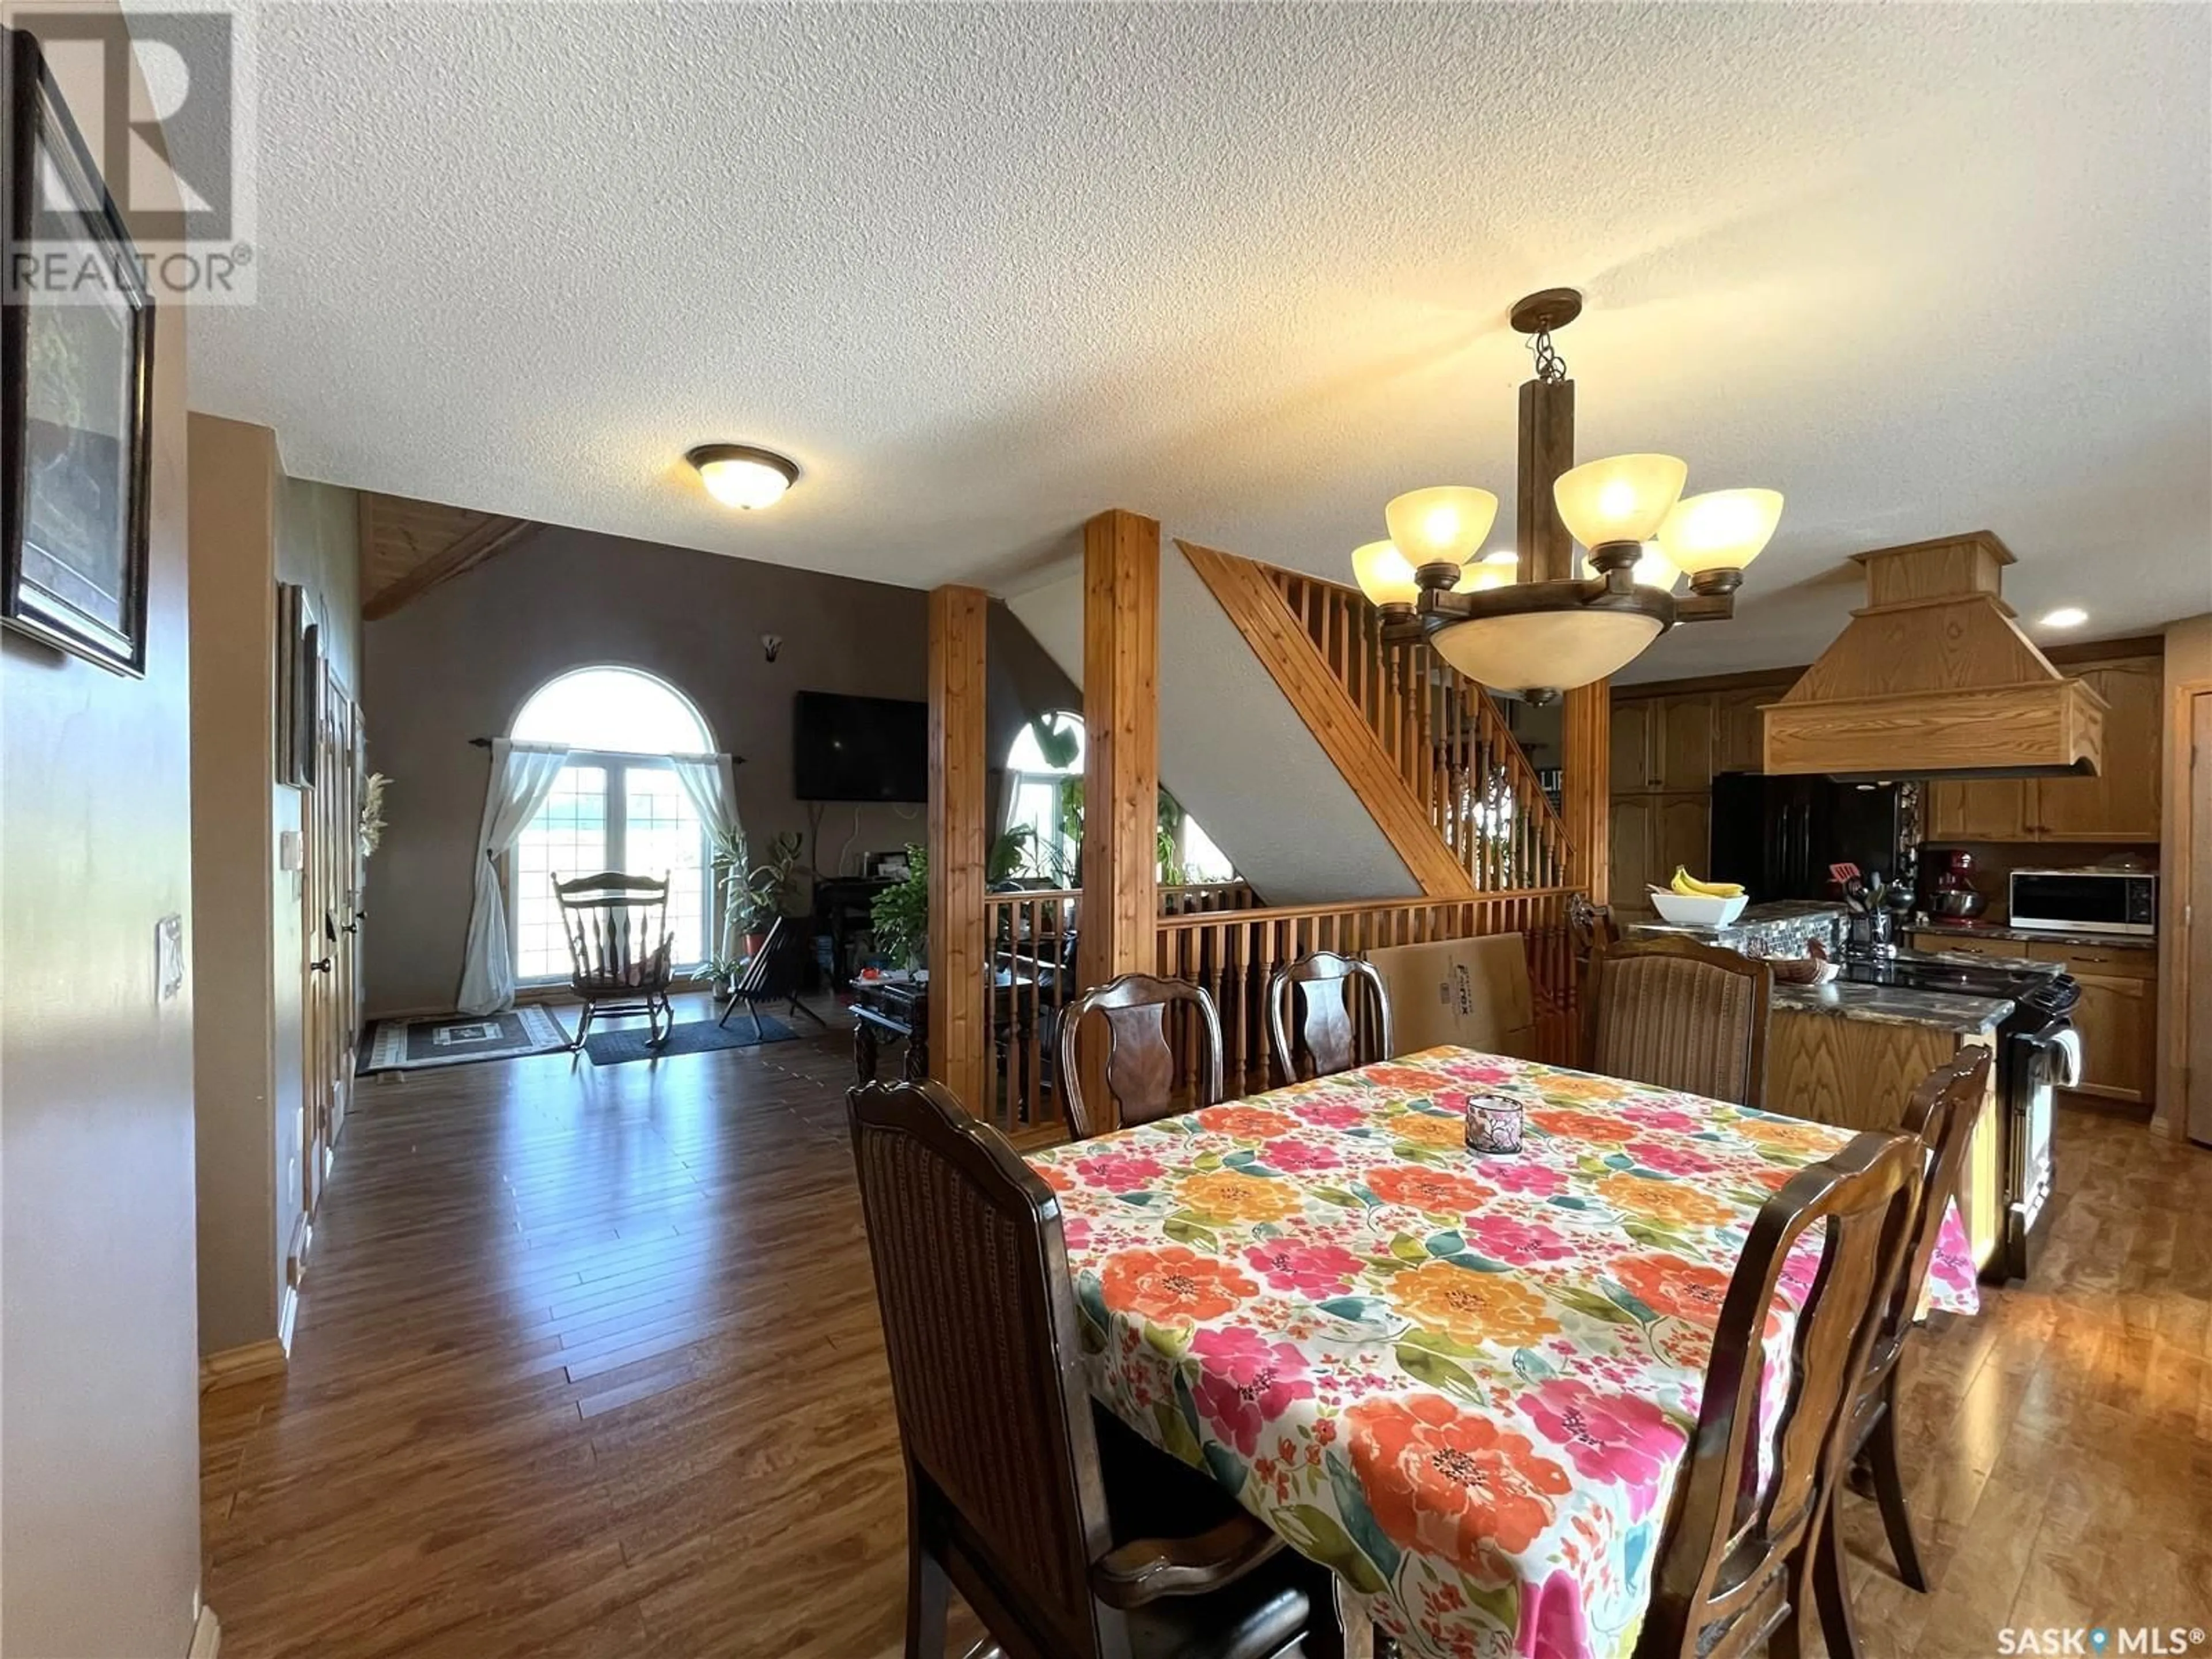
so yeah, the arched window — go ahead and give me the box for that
[509,667,717,981]
[1000,711,1235,885]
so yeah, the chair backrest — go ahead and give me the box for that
[1058,974,1224,1139]
[1641,1128,1916,1657]
[1866,1045,1992,1380]
[1266,952,1393,1083]
[1568,892,1620,963]
[552,871,672,990]
[1585,935,1772,1107]
[846,1078,1113,1657]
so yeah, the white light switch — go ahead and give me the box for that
[156,914,185,1002]
[279,830,304,871]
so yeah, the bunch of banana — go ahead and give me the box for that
[1669,867,1744,899]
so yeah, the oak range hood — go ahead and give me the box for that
[1762,531,2105,781]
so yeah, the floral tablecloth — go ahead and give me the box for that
[1028,1047,1978,1659]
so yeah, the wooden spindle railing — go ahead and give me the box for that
[975,886,1581,1140]
[1158,880,1260,915]
[1263,567,1573,896]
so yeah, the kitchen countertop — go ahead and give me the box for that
[1771,978,2015,1035]
[1911,919,2154,952]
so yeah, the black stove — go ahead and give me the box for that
[1836,948,2080,1283]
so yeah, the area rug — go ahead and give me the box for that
[584,1015,797,1066]
[361,1005,572,1073]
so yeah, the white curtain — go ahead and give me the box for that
[456,740,571,1014]
[670,752,745,962]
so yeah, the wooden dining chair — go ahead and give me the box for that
[1265,952,1393,1084]
[552,871,676,1050]
[1636,1127,1917,1659]
[1836,1044,1993,1601]
[844,1078,1341,1659]
[1058,974,1224,1140]
[1585,934,1773,1108]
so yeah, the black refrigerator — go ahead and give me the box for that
[1708,773,1905,901]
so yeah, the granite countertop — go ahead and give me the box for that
[1910,919,2154,952]
[1771,978,2015,1035]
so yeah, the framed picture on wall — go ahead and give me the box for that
[275,584,322,786]
[1,28,158,677]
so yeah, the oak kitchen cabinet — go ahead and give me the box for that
[1610,680,1783,912]
[1612,695,1717,794]
[1609,793,1712,914]
[1923,655,2161,843]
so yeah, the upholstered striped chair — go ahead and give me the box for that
[1584,934,1772,1107]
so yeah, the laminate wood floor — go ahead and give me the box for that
[202,1007,2212,1659]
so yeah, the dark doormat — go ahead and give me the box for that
[584,1016,797,1066]
[362,1006,571,1073]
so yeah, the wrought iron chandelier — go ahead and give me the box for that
[1354,289,1782,702]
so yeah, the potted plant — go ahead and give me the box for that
[739,831,805,954]
[699,828,806,999]
[870,844,929,974]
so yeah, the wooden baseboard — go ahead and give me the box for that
[188,1604,221,1659]
[200,1339,287,1393]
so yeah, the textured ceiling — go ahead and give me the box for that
[189,3,2212,677]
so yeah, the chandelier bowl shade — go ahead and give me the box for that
[1657,488,1784,580]
[1554,454,1688,548]
[1429,607,1665,698]
[1384,487,1498,567]
[1351,539,1419,608]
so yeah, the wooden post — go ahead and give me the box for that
[1520,376,1611,901]
[927,585,988,1113]
[1077,509,1160,1001]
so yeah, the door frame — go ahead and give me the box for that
[2173,683,2212,1145]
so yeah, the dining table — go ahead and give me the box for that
[1026,1045,1979,1659]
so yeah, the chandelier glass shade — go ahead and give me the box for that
[1428,607,1665,693]
[1552,454,1688,550]
[1384,487,1498,567]
[1656,488,1784,584]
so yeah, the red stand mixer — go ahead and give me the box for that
[1922,848,1988,922]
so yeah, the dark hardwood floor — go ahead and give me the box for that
[202,1000,2212,1658]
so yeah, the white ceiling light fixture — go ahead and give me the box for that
[687,444,800,510]
[1360,290,1782,701]
[2038,606,2089,629]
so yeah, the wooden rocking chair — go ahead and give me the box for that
[553,872,677,1050]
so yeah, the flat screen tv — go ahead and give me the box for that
[793,691,928,802]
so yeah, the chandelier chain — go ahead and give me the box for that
[1529,325,1568,384]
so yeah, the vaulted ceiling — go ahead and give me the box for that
[191,3,2211,675]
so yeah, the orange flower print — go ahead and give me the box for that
[1391,1112,1469,1150]
[1180,1169,1305,1224]
[1100,1245,1257,1324]
[1734,1112,1837,1154]
[1598,1172,1733,1229]
[1393,1260,1560,1349]
[1034,1162,1076,1194]
[1344,1392,1573,1576]
[1616,1252,1733,1325]
[1528,1108,1642,1145]
[1365,1165,1495,1218]
[1536,1073,1629,1104]
[1194,1104,1301,1141]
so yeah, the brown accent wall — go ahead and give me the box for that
[0,18,202,1650]
[360,525,1075,1017]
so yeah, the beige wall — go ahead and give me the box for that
[360,527,1075,1016]
[0,16,203,1653]
[2160,613,2211,1141]
[187,415,359,1355]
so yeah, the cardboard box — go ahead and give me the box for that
[1370,934,1536,1059]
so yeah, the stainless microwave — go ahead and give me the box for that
[2008,868,2157,937]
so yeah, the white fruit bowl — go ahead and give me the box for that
[1649,890,1751,927]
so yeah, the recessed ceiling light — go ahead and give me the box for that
[2038,606,2088,629]
[687,444,799,510]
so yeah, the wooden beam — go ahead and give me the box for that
[361,512,536,621]
[1520,373,1607,901]
[926,585,990,1114]
[1078,512,1162,1005]
[1180,540,1476,900]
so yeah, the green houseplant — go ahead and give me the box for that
[867,827,1036,975]
[698,828,806,998]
